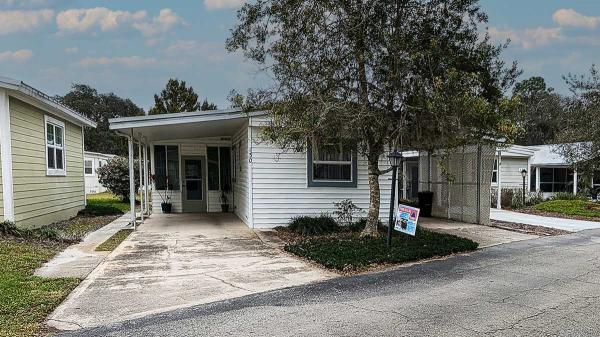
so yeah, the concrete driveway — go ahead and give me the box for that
[491,209,600,231]
[59,229,600,337]
[47,213,333,330]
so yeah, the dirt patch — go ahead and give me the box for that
[48,215,121,241]
[489,219,572,236]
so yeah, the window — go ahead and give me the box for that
[153,145,180,190]
[232,144,237,181]
[539,167,574,193]
[220,147,231,191]
[84,160,93,175]
[207,146,232,191]
[491,159,498,183]
[207,147,220,190]
[45,116,66,175]
[530,167,537,192]
[308,140,357,188]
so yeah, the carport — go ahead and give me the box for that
[108,109,266,228]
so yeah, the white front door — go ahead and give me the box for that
[182,156,207,213]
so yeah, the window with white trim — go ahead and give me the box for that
[491,159,498,183]
[84,160,93,175]
[308,141,357,187]
[45,116,66,175]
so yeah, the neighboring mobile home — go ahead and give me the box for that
[0,77,95,228]
[492,144,600,207]
[84,151,116,194]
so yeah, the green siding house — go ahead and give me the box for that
[0,77,95,228]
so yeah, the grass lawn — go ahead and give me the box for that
[0,238,79,337]
[82,193,131,216]
[533,200,600,219]
[95,229,134,252]
[47,193,130,241]
[0,193,131,336]
[284,228,478,271]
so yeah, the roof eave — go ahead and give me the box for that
[0,77,96,128]
[109,110,267,131]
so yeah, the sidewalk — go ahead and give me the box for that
[35,214,133,278]
[490,209,600,232]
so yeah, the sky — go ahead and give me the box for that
[0,0,598,111]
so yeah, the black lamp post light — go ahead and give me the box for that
[387,149,403,249]
[520,168,527,206]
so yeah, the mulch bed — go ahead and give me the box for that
[512,207,600,223]
[489,219,572,236]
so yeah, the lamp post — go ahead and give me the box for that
[520,169,528,206]
[387,149,403,249]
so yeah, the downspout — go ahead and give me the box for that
[138,139,144,223]
[144,144,149,215]
[476,145,482,225]
[128,128,136,230]
[497,150,502,210]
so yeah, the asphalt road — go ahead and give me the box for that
[60,230,600,337]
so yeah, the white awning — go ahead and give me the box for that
[109,109,267,141]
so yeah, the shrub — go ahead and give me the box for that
[0,221,21,236]
[333,199,363,227]
[96,157,140,202]
[551,192,586,201]
[526,191,545,206]
[288,215,339,236]
[398,199,418,207]
[35,227,59,240]
[500,188,515,208]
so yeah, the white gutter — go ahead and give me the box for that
[109,109,268,131]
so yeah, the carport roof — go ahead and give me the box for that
[109,109,267,141]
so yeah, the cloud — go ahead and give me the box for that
[163,40,238,64]
[553,8,600,30]
[75,56,157,68]
[0,9,54,35]
[56,7,183,43]
[0,49,33,62]
[64,47,79,54]
[132,9,183,37]
[204,0,245,10]
[488,26,562,49]
[56,7,146,33]
[0,0,48,8]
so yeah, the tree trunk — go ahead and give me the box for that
[361,154,381,237]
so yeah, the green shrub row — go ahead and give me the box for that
[0,221,60,241]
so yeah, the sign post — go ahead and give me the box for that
[395,204,420,236]
[386,164,398,249]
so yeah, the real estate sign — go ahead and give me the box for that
[395,204,420,236]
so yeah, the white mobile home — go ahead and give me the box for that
[84,151,116,194]
[492,144,600,207]
[109,109,395,228]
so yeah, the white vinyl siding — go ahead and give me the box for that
[249,126,393,228]
[232,124,250,226]
[0,145,3,221]
[10,97,85,228]
[150,138,232,214]
[493,157,528,189]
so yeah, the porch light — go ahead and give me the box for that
[388,149,403,168]
[520,169,528,178]
[520,169,527,205]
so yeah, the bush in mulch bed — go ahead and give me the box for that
[288,215,340,236]
[284,227,478,271]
